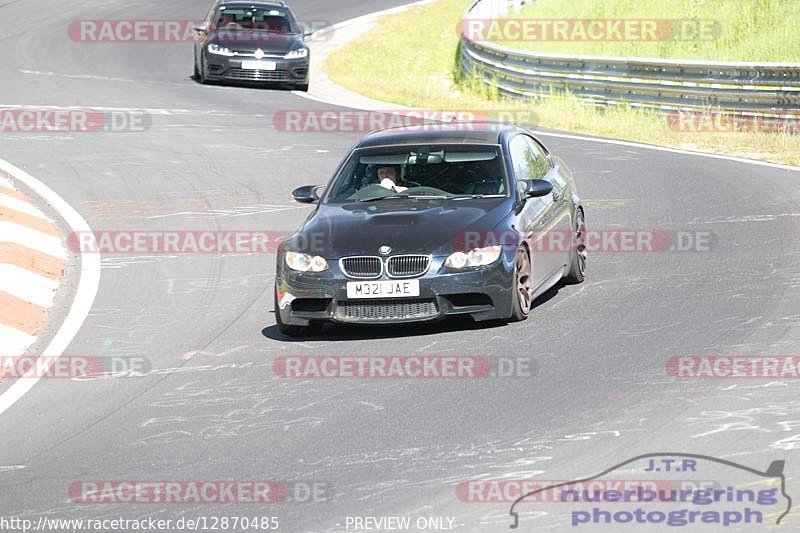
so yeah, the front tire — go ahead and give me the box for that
[508,246,532,322]
[274,287,322,337]
[199,54,210,85]
[193,52,200,80]
[563,208,586,284]
[293,83,309,92]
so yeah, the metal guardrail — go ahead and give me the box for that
[459,0,800,115]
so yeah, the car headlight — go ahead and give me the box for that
[284,47,308,59]
[285,251,328,272]
[207,43,234,56]
[444,246,502,269]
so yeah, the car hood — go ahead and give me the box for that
[288,198,513,258]
[209,32,302,55]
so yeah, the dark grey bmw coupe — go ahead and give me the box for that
[274,124,586,336]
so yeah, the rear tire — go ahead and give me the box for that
[563,208,586,284]
[508,246,532,322]
[274,287,322,337]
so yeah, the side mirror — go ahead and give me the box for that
[302,26,314,40]
[194,22,208,33]
[292,185,321,204]
[525,179,553,198]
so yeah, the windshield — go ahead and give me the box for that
[213,6,298,33]
[323,144,508,202]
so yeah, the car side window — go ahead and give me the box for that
[508,135,533,182]
[522,136,552,181]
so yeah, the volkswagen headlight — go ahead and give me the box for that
[285,251,328,272]
[208,43,234,56]
[444,246,502,269]
[284,47,309,60]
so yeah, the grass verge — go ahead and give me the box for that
[323,0,800,166]
[498,0,799,62]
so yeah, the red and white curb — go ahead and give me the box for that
[0,158,101,415]
[0,171,67,356]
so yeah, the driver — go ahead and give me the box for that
[376,166,408,193]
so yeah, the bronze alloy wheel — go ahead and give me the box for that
[508,246,532,322]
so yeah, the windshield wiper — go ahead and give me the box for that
[358,194,410,202]
[359,194,449,202]
[450,194,506,200]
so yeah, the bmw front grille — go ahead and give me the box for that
[340,256,383,279]
[386,255,431,278]
[340,255,431,279]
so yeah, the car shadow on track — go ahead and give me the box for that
[261,285,561,342]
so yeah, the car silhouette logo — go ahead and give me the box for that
[254,49,265,59]
[509,452,792,529]
[379,246,392,255]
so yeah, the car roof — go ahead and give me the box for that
[355,123,525,149]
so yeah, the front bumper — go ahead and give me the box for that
[205,54,309,84]
[275,254,515,326]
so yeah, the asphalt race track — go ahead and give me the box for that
[1,0,799,531]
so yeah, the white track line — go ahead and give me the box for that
[533,131,800,173]
[296,3,800,174]
[0,221,68,259]
[0,158,101,417]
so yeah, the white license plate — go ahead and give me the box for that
[347,280,420,299]
[241,60,276,70]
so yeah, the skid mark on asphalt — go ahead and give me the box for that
[130,374,418,446]
[0,98,260,117]
[88,307,183,358]
[83,195,307,220]
[685,397,800,446]
[164,273,273,295]
[101,256,180,269]
[772,435,800,450]
[690,212,800,224]
[581,198,632,210]
[131,381,332,446]
[181,344,249,362]
[146,204,304,219]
